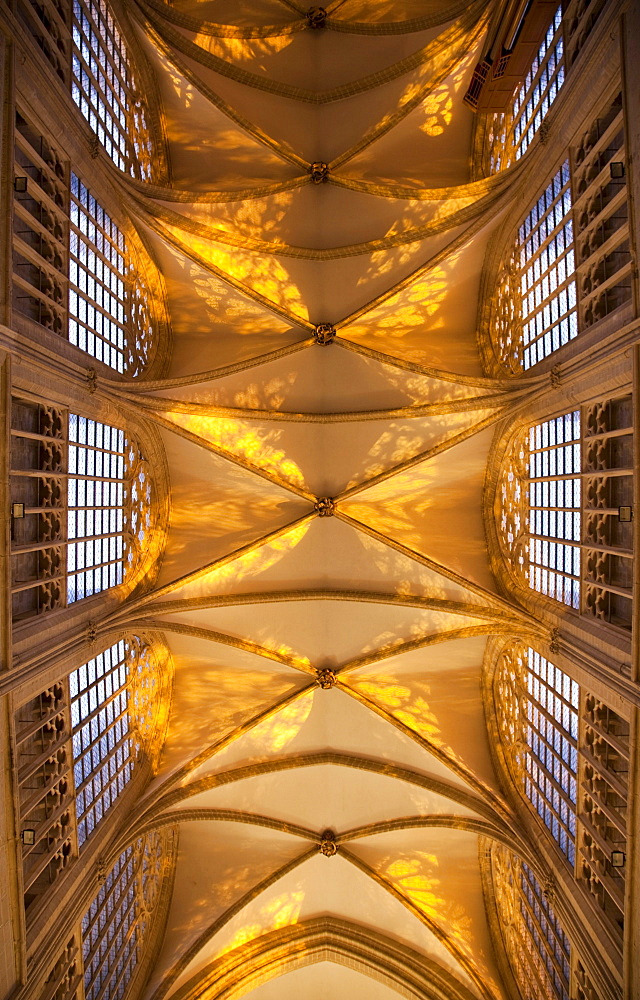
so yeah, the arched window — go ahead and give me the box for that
[498,409,581,610]
[81,833,165,1000]
[492,161,576,372]
[10,396,154,622]
[71,0,154,180]
[489,843,571,1000]
[494,643,578,863]
[36,831,173,1000]
[496,395,633,628]
[13,637,171,915]
[491,641,629,939]
[67,413,151,605]
[482,5,564,176]
[12,112,159,373]
[484,88,630,373]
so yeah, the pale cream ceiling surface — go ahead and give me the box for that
[115,2,537,998]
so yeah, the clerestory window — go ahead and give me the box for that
[527,411,581,609]
[13,638,167,915]
[71,0,153,179]
[486,89,631,373]
[498,409,581,610]
[486,6,564,176]
[70,640,135,846]
[36,831,170,1000]
[12,111,157,374]
[81,833,165,1000]
[10,396,152,622]
[497,394,633,628]
[491,844,571,1000]
[494,644,578,863]
[493,642,629,938]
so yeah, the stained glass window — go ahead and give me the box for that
[81,833,166,1000]
[82,845,138,1000]
[71,0,129,171]
[520,863,571,1000]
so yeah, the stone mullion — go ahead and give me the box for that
[580,393,634,630]
[15,677,77,908]
[485,639,627,997]
[22,761,153,987]
[12,107,70,344]
[12,0,72,88]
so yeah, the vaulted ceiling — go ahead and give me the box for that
[106,2,537,997]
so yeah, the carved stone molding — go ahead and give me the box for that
[319,830,337,856]
[310,161,329,184]
[306,8,327,29]
[314,497,336,516]
[315,667,337,689]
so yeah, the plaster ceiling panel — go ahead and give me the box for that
[143,237,306,376]
[160,406,497,498]
[150,516,492,604]
[168,853,482,999]
[187,690,484,793]
[335,0,476,21]
[153,633,306,778]
[337,55,480,190]
[146,819,306,999]
[152,181,483,255]
[349,829,505,995]
[141,36,300,187]
[160,7,485,168]
[166,0,298,27]
[153,599,487,666]
[151,220,465,324]
[340,234,495,376]
[175,756,482,829]
[242,962,409,1000]
[344,636,500,794]
[105,5,521,998]
[170,21,446,92]
[149,349,491,413]
[342,427,497,591]
[154,427,307,589]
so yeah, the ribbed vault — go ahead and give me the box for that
[93,2,553,997]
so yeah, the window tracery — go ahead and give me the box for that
[492,642,629,940]
[490,843,571,1000]
[495,394,633,628]
[484,90,629,374]
[483,6,564,176]
[10,396,154,621]
[12,109,159,373]
[511,6,564,164]
[71,0,154,179]
[494,643,578,864]
[13,637,170,916]
[528,411,581,609]
[480,2,608,178]
[39,936,81,1000]
[82,833,167,1000]
[573,92,631,335]
[497,410,581,611]
[14,0,72,85]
